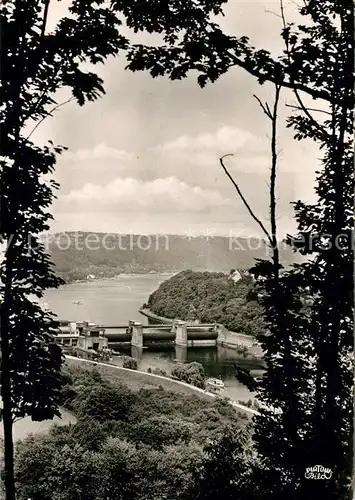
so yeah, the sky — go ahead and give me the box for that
[34,0,321,238]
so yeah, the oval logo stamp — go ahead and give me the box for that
[305,465,333,480]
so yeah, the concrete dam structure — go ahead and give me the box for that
[102,321,220,347]
[56,319,263,358]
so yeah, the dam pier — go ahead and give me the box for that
[56,319,223,348]
[55,318,263,361]
[105,320,222,347]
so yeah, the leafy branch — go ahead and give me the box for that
[279,0,331,142]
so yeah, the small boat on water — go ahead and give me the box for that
[73,300,82,305]
[206,377,225,393]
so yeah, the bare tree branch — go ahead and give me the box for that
[26,97,74,140]
[219,154,273,246]
[265,102,273,118]
[264,7,283,19]
[23,86,50,126]
[253,83,282,266]
[293,88,331,139]
[286,103,332,115]
[221,82,282,280]
[269,85,282,270]
[253,94,272,119]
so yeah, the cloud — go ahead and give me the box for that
[154,126,255,153]
[150,126,279,175]
[63,142,134,162]
[59,176,233,213]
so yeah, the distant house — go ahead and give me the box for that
[229,269,252,283]
[229,269,243,283]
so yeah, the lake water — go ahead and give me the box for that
[43,274,263,402]
[43,274,174,325]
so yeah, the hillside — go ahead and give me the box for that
[14,364,248,500]
[146,270,266,336]
[48,232,299,283]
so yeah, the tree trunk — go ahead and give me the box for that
[2,403,14,500]
[1,264,15,500]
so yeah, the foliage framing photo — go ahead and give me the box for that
[0,1,353,500]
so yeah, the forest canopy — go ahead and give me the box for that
[146,270,265,336]
[13,365,250,500]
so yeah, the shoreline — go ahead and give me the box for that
[60,271,177,286]
[139,307,175,324]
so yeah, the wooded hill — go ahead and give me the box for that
[48,232,299,283]
[146,270,265,336]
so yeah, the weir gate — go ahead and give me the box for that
[57,320,263,360]
[101,321,221,347]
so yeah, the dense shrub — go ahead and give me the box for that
[185,427,255,500]
[237,398,260,411]
[123,356,138,370]
[128,415,193,449]
[15,440,104,500]
[76,384,132,422]
[171,362,206,389]
[147,367,168,377]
